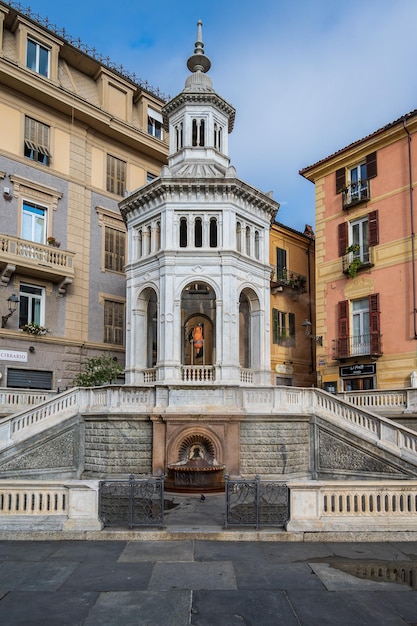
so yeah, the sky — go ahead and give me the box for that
[13,0,417,232]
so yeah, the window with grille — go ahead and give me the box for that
[104,227,125,273]
[104,300,124,345]
[106,154,126,196]
[24,117,51,165]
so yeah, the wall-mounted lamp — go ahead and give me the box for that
[29,346,35,353]
[1,293,19,328]
[302,319,323,346]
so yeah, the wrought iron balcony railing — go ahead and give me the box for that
[342,247,374,276]
[342,179,370,209]
[334,333,382,360]
[270,268,306,293]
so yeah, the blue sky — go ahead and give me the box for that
[16,0,417,232]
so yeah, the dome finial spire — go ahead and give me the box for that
[187,20,211,74]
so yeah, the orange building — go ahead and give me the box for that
[269,222,316,387]
[301,110,417,392]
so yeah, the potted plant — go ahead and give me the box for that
[47,236,60,248]
[345,244,362,278]
[22,322,49,335]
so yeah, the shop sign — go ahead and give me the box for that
[340,363,375,377]
[0,350,28,363]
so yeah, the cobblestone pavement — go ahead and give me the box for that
[0,538,417,625]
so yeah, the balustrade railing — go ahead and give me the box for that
[182,365,215,382]
[0,388,55,413]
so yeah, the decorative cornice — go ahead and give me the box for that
[119,177,279,222]
[162,91,235,133]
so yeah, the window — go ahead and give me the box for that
[192,119,205,146]
[335,152,377,207]
[106,155,126,196]
[254,231,260,259]
[105,227,125,272]
[22,202,46,243]
[147,172,157,183]
[195,218,202,247]
[338,211,379,266]
[19,284,45,327]
[104,300,124,345]
[26,38,49,77]
[24,117,51,165]
[147,107,163,140]
[209,218,218,248]
[272,309,295,346]
[214,123,222,150]
[175,122,183,150]
[276,247,287,280]
[180,217,188,247]
[337,294,381,358]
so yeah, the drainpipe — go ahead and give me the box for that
[403,118,417,339]
[306,238,315,376]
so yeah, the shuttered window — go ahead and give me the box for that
[335,168,346,194]
[7,368,52,390]
[104,300,124,345]
[276,247,287,279]
[338,222,348,256]
[105,227,126,272]
[24,117,51,165]
[106,154,126,196]
[272,309,296,346]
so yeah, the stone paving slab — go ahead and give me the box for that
[59,561,154,591]
[234,560,326,590]
[0,590,98,626]
[194,539,268,562]
[380,590,417,622]
[191,589,299,626]
[47,540,126,562]
[83,590,191,626]
[324,541,415,561]
[0,561,78,591]
[148,561,237,591]
[118,539,194,562]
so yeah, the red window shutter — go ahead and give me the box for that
[338,300,349,357]
[369,293,381,354]
[368,210,379,246]
[335,168,346,194]
[338,222,348,257]
[366,152,377,179]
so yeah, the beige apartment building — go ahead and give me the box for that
[301,109,417,392]
[0,2,168,390]
[270,222,316,387]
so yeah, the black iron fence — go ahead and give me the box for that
[225,475,289,529]
[99,475,165,528]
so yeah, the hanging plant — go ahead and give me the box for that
[345,244,362,278]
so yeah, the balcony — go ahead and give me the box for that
[334,333,383,361]
[0,235,75,295]
[271,268,306,294]
[342,247,374,277]
[342,179,370,209]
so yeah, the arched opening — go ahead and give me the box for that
[181,282,215,366]
[136,287,158,370]
[239,288,262,372]
[194,217,202,247]
[180,217,187,247]
[239,292,251,368]
[209,217,217,247]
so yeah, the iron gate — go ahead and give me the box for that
[225,475,289,529]
[99,475,165,528]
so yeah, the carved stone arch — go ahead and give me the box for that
[239,286,262,369]
[135,285,159,368]
[167,425,224,465]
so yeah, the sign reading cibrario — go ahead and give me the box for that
[0,350,28,362]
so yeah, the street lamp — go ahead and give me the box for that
[302,319,322,346]
[1,294,20,328]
